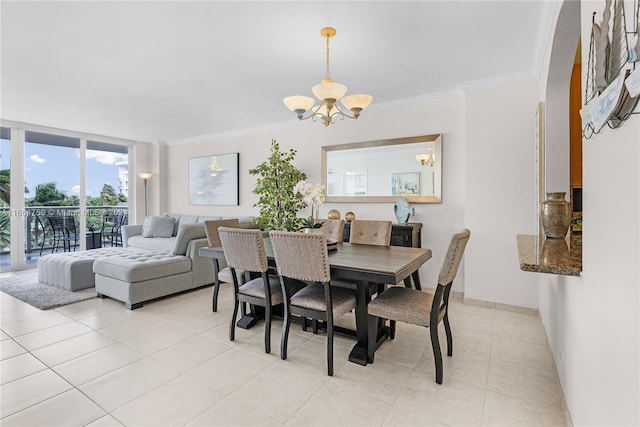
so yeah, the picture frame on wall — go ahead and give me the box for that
[391,172,420,196]
[188,153,239,205]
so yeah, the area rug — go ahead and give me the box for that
[0,270,96,310]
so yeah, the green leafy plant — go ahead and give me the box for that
[249,139,307,231]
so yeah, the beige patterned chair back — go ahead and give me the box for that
[218,227,268,273]
[204,219,240,247]
[348,220,392,246]
[269,231,331,283]
[320,219,345,242]
[438,229,471,285]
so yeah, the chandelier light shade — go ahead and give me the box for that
[283,27,373,127]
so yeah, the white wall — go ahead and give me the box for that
[164,97,467,292]
[463,81,541,308]
[538,1,640,425]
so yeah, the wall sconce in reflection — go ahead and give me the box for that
[416,147,435,167]
[137,172,154,216]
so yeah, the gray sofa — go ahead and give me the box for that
[93,213,256,309]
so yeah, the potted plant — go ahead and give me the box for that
[294,180,326,232]
[249,140,307,231]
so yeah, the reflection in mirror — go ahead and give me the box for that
[322,134,442,203]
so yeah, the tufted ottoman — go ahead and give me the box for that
[37,247,132,291]
[93,251,193,309]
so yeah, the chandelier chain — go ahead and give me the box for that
[325,34,331,80]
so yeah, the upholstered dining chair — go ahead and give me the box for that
[269,230,357,376]
[218,227,287,354]
[348,219,392,246]
[366,229,471,384]
[320,218,345,242]
[203,219,243,312]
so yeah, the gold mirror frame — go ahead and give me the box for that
[321,134,442,203]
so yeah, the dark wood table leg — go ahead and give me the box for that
[237,305,263,329]
[349,280,373,365]
[411,270,422,290]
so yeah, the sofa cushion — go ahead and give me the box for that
[197,215,223,223]
[142,216,175,238]
[127,235,176,252]
[93,251,192,282]
[171,223,207,255]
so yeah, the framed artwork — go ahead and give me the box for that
[391,172,420,196]
[188,153,239,205]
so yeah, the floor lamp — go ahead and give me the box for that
[137,172,154,217]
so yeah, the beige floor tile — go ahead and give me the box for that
[186,396,281,426]
[97,313,167,341]
[450,327,493,358]
[230,363,328,423]
[12,321,93,351]
[0,330,10,341]
[373,334,429,369]
[285,337,351,377]
[0,388,106,426]
[86,414,124,426]
[416,348,491,389]
[112,375,224,426]
[491,335,554,372]
[186,347,274,395]
[0,339,27,360]
[203,315,263,343]
[1,311,72,337]
[79,357,178,412]
[0,369,73,418]
[1,304,49,326]
[286,380,392,426]
[54,296,120,320]
[151,332,234,373]
[330,356,414,404]
[448,300,496,334]
[0,352,47,385]
[53,343,144,386]
[482,390,567,426]
[487,359,563,409]
[31,331,116,367]
[493,310,547,345]
[77,304,139,330]
[384,374,486,426]
[121,322,197,355]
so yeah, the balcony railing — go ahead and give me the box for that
[0,205,128,255]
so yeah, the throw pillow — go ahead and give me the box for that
[142,216,175,238]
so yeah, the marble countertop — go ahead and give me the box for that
[516,234,582,276]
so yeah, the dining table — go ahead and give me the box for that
[199,239,432,366]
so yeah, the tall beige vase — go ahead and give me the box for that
[541,192,572,239]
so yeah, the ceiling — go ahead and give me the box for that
[1,1,554,143]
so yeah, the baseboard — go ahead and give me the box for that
[461,296,538,314]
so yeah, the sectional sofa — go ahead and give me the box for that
[38,213,257,309]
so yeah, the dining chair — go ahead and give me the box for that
[203,219,243,312]
[102,214,126,247]
[348,219,392,246]
[269,230,357,376]
[218,227,287,354]
[47,216,79,252]
[320,218,345,242]
[366,229,471,384]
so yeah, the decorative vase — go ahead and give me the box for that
[541,192,572,239]
[328,209,341,220]
[345,212,356,222]
[394,196,414,224]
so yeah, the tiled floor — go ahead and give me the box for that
[0,277,568,426]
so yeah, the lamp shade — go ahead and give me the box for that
[137,172,154,180]
[341,94,373,111]
[283,96,315,112]
[312,79,347,101]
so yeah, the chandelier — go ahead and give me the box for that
[283,27,373,127]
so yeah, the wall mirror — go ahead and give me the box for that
[321,134,442,203]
